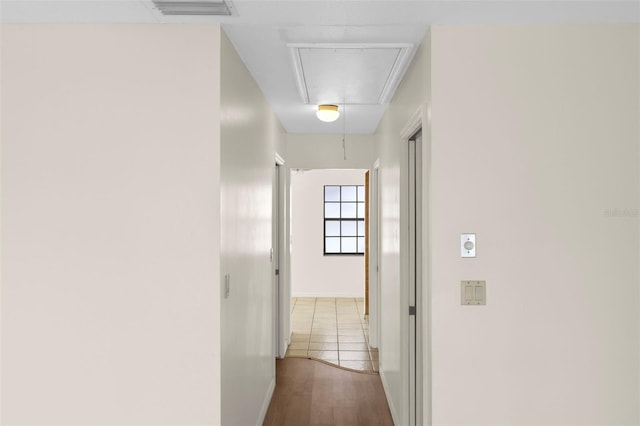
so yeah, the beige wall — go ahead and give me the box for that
[374,29,431,426]
[286,134,376,170]
[376,23,639,426]
[1,24,222,425]
[219,30,285,426]
[290,169,366,298]
[429,24,639,425]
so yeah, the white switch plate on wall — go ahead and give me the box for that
[461,234,476,257]
[461,281,486,305]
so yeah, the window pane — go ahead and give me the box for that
[325,185,367,255]
[342,202,357,218]
[325,237,340,253]
[342,237,357,253]
[341,186,357,202]
[325,202,340,218]
[341,221,357,236]
[325,220,340,236]
[325,186,340,201]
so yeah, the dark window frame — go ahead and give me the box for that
[323,185,365,256]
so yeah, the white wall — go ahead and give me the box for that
[1,24,222,425]
[428,24,638,425]
[377,23,639,426]
[290,169,366,298]
[286,134,376,170]
[374,30,431,426]
[219,30,285,426]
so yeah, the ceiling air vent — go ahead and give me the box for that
[152,0,235,16]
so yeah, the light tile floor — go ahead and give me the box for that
[286,297,379,373]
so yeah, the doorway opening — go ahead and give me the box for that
[286,168,378,372]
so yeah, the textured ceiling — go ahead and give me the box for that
[2,1,639,134]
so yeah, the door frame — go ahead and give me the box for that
[407,128,421,426]
[400,104,431,426]
[273,153,290,359]
[368,160,381,349]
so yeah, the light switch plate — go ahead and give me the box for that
[461,281,486,305]
[461,234,476,257]
[224,274,230,299]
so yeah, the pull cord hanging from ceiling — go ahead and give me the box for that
[342,85,348,161]
[342,102,347,161]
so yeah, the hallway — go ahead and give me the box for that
[2,3,639,425]
[286,298,378,372]
[263,358,393,426]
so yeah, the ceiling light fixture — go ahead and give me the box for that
[316,104,340,123]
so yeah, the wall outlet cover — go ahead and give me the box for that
[461,234,476,257]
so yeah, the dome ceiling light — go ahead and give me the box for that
[316,104,340,122]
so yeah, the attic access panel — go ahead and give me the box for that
[288,43,414,105]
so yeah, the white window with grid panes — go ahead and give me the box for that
[324,185,365,255]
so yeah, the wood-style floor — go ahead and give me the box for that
[263,357,394,426]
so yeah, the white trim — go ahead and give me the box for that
[408,133,419,426]
[418,104,432,426]
[274,156,290,359]
[288,43,414,50]
[255,377,276,426]
[273,162,281,359]
[368,161,381,349]
[285,167,293,349]
[401,105,430,426]
[379,367,400,426]
[289,47,309,104]
[378,45,417,104]
[400,105,424,140]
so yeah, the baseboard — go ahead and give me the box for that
[291,293,365,298]
[379,366,400,426]
[256,377,276,426]
[279,337,288,359]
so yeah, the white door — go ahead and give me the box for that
[273,158,289,358]
[368,164,381,348]
[408,130,422,426]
